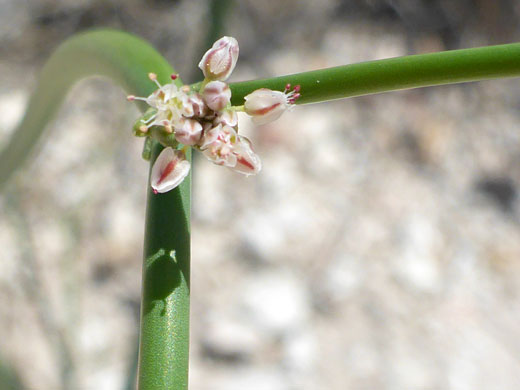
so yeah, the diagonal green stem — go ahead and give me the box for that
[227,42,520,105]
[0,29,191,390]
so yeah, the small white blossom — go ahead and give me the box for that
[150,147,190,193]
[244,84,301,125]
[198,36,239,81]
[200,125,261,174]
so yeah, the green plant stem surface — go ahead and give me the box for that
[0,29,191,390]
[228,42,520,105]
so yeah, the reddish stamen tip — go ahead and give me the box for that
[153,189,158,194]
[285,83,291,91]
[293,85,301,93]
[148,72,157,81]
[170,74,178,80]
[127,95,135,101]
[293,93,301,100]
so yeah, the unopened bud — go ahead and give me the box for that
[174,118,203,146]
[202,81,231,111]
[198,36,239,81]
[188,93,208,117]
[244,87,300,125]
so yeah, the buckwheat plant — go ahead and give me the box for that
[1,29,519,390]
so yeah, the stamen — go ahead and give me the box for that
[170,74,178,80]
[181,85,190,93]
[293,85,301,93]
[148,72,165,91]
[153,189,158,194]
[130,96,149,102]
[142,113,158,124]
[139,125,149,133]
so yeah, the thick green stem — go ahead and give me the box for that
[139,143,191,390]
[228,42,520,105]
[0,29,191,390]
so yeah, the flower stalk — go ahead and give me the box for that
[228,42,520,105]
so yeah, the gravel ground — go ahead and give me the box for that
[1,1,520,389]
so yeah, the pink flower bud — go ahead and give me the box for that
[188,93,208,117]
[203,81,231,111]
[232,136,262,175]
[198,36,239,81]
[244,86,300,125]
[150,147,190,194]
[174,118,203,146]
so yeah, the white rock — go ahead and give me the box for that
[241,271,310,334]
[201,316,262,360]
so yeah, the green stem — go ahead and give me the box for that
[228,42,520,105]
[139,143,191,390]
[0,29,191,390]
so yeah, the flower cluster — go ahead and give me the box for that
[128,36,300,194]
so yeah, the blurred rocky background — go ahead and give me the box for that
[1,0,520,389]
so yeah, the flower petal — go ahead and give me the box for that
[232,136,262,175]
[150,147,190,193]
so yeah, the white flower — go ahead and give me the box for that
[202,139,237,168]
[198,36,239,81]
[244,85,300,125]
[200,125,261,175]
[200,124,237,167]
[200,124,236,150]
[202,81,231,111]
[127,73,193,130]
[150,147,190,193]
